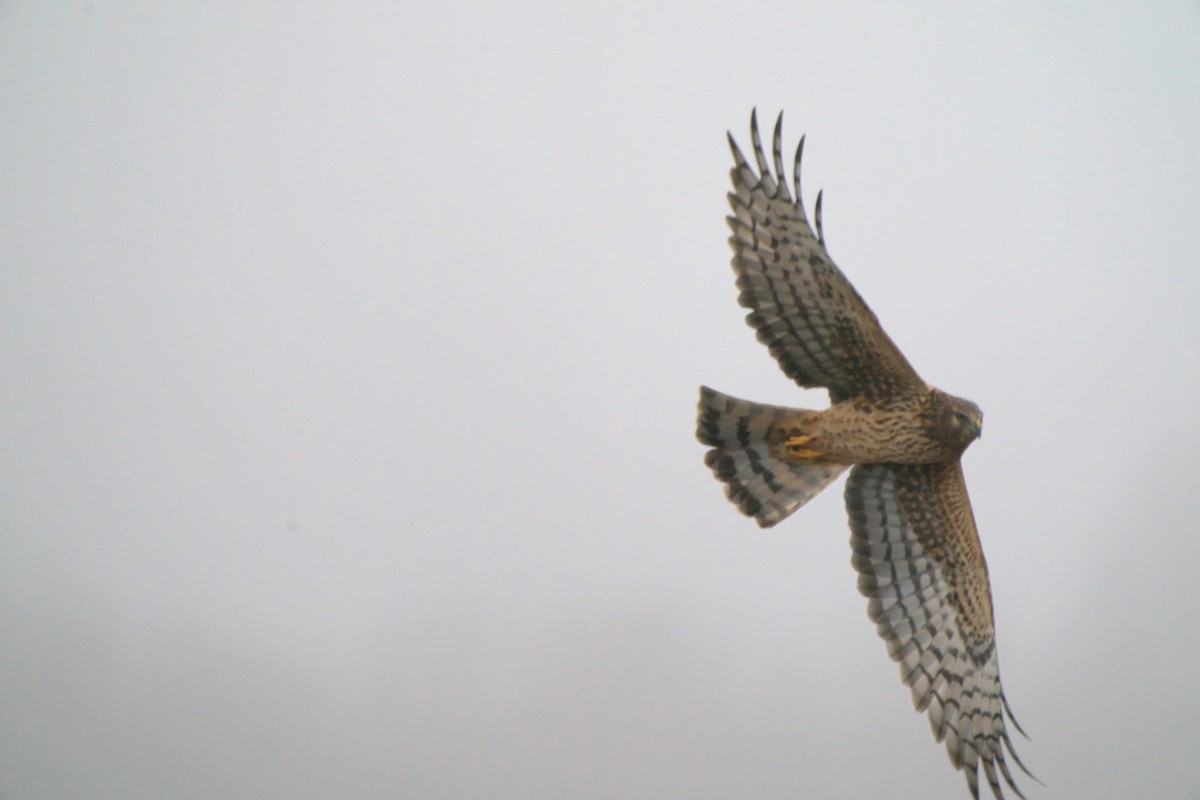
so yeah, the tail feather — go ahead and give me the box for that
[697,386,847,527]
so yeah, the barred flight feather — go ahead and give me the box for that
[696,386,846,528]
[845,463,1034,799]
[724,110,924,403]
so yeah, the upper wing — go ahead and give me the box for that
[844,462,1034,800]
[726,111,925,403]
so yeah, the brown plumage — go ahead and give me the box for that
[696,111,1035,799]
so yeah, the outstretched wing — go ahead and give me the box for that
[844,462,1034,799]
[727,111,924,403]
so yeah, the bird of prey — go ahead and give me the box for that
[696,111,1035,799]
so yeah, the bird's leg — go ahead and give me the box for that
[783,432,825,461]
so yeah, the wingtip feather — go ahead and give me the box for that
[814,189,825,245]
[793,134,807,210]
[750,109,770,177]
[727,131,748,168]
[771,112,791,201]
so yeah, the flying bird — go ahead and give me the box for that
[696,111,1035,799]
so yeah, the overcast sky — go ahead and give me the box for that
[3,3,1200,798]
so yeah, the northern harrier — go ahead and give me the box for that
[696,111,1035,799]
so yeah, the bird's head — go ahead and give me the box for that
[932,391,983,451]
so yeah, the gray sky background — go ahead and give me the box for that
[3,3,1200,798]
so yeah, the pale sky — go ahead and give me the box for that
[3,3,1200,798]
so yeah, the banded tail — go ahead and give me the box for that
[696,386,847,528]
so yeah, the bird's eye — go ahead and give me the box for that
[954,411,969,426]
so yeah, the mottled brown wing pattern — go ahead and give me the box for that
[845,462,1033,800]
[727,111,925,403]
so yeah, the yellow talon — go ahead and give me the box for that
[784,434,823,460]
